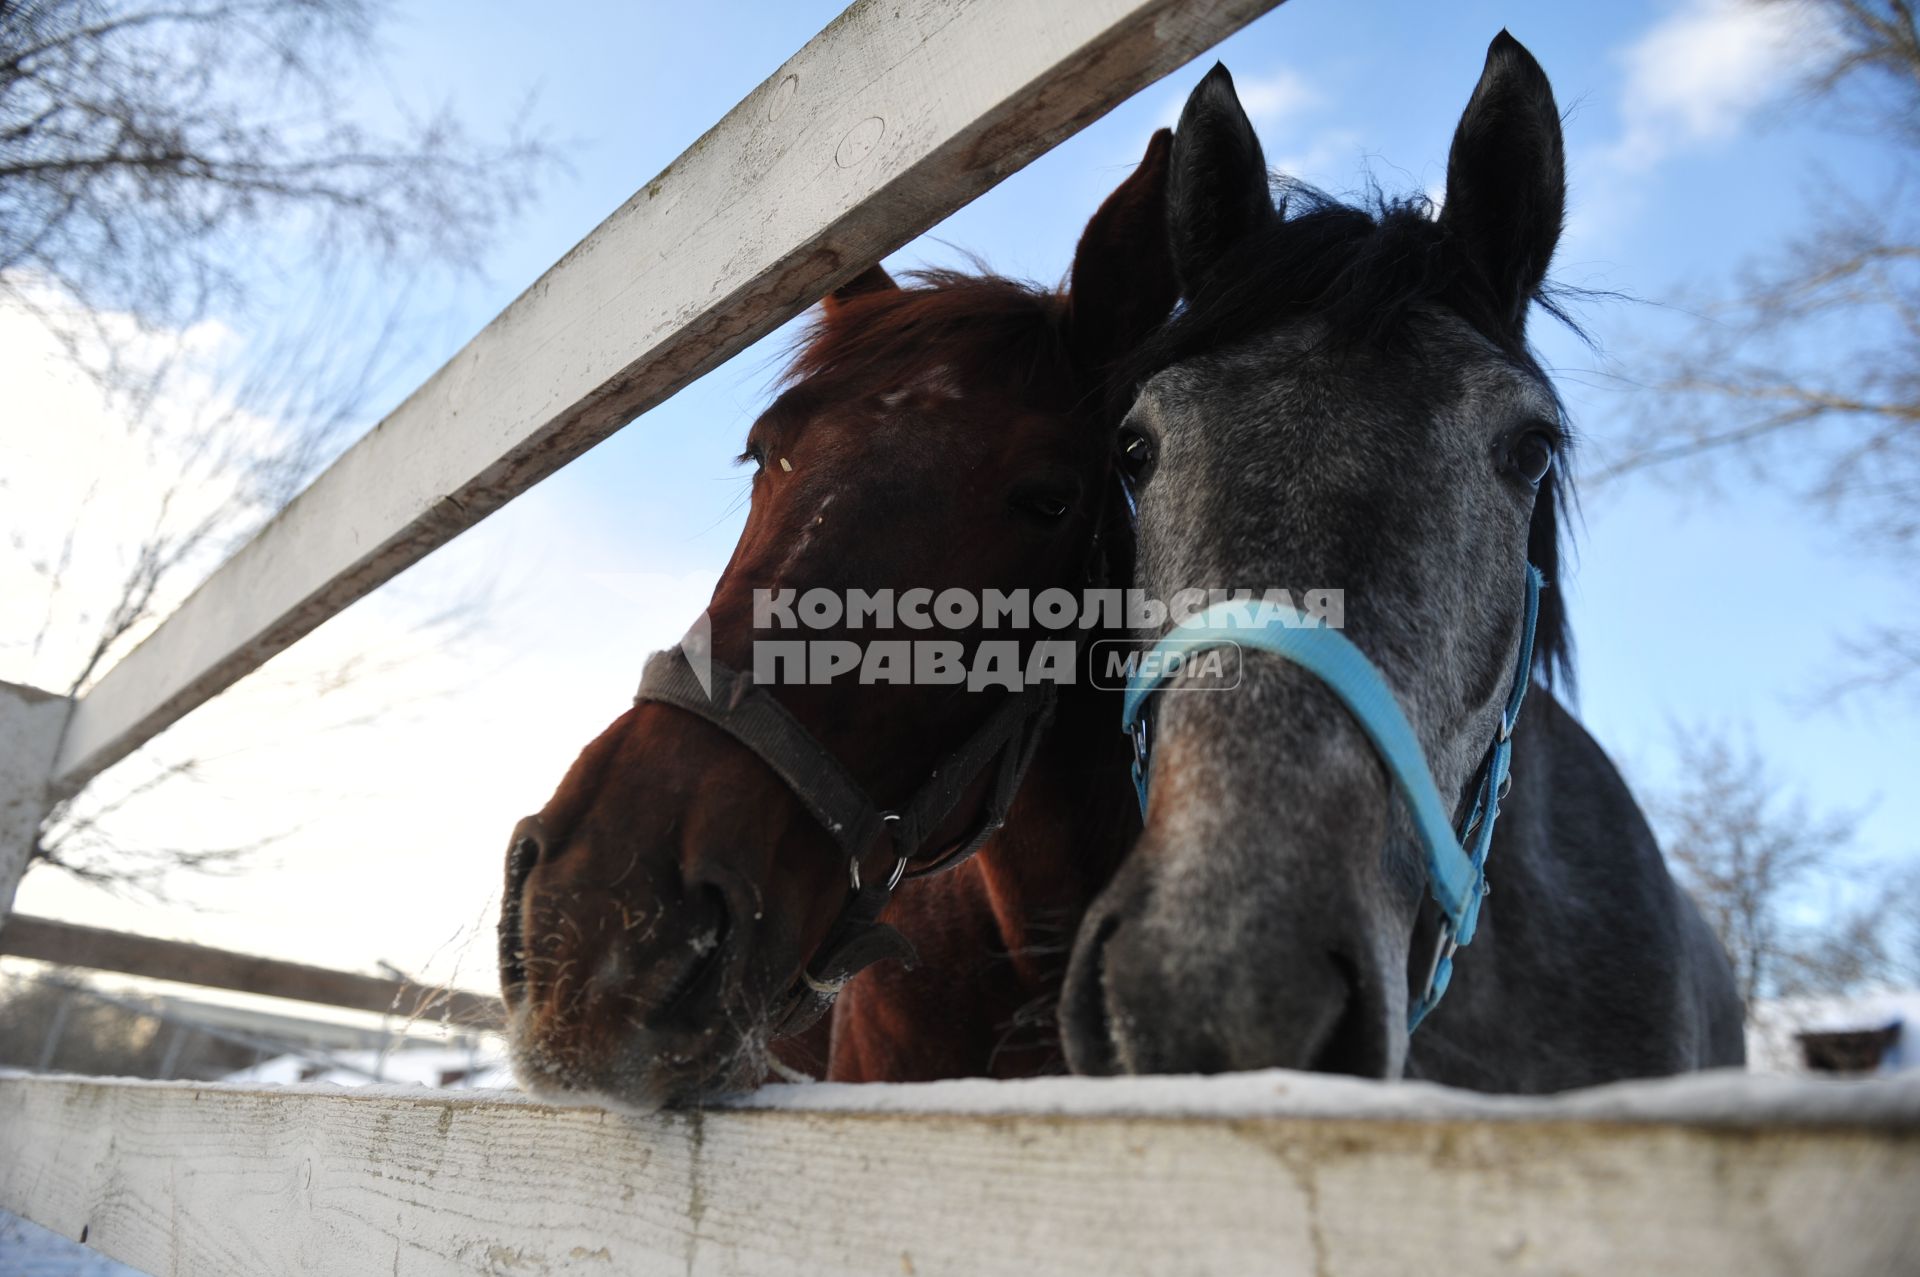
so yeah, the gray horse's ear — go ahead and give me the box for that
[1167,63,1274,293]
[1439,31,1565,331]
[822,263,898,317]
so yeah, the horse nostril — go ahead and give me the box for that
[507,816,549,880]
[500,818,548,1001]
[1306,952,1387,1077]
[1063,912,1126,1076]
[643,885,734,1028]
[690,884,733,972]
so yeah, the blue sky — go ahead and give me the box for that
[402,2,1910,861]
[8,0,1914,980]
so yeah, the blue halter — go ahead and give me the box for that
[1121,565,1543,1030]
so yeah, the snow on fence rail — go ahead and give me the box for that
[3,1069,1917,1277]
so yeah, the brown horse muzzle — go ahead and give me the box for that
[498,812,757,1106]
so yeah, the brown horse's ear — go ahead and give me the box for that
[1066,128,1179,374]
[822,263,899,317]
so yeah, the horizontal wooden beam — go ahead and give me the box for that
[50,0,1284,792]
[0,915,501,1026]
[1,1071,1915,1276]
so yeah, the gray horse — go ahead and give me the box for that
[1060,33,1744,1091]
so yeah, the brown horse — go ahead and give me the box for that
[499,134,1174,1109]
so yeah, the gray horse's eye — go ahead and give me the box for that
[1501,427,1556,487]
[1116,426,1157,484]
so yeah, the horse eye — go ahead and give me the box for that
[1014,494,1071,521]
[736,444,765,473]
[1503,428,1556,487]
[1116,426,1157,483]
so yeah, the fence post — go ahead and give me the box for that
[0,680,67,928]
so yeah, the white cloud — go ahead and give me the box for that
[1154,64,1321,133]
[1605,0,1827,172]
[1271,129,1368,189]
[1148,64,1364,188]
[1562,0,1832,251]
[1234,67,1321,131]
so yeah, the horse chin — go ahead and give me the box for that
[505,998,774,1115]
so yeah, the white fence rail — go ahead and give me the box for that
[42,0,1279,798]
[4,1070,1917,1276]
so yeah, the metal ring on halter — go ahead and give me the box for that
[850,813,908,892]
[847,856,910,891]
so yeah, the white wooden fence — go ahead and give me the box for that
[4,1,1919,1274]
[4,1069,1917,1276]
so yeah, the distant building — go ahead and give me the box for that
[1747,991,1920,1076]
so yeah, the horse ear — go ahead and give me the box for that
[1167,63,1274,293]
[822,263,898,317]
[1439,31,1565,331]
[1066,128,1178,372]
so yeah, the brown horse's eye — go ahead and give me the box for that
[1012,492,1071,522]
[1009,473,1081,524]
[736,444,765,474]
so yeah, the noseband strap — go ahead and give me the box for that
[634,645,1056,1031]
[1122,564,1543,1031]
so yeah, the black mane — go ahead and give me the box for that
[1128,181,1577,689]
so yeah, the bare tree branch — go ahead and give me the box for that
[1603,1,1920,693]
[1647,725,1908,1010]
[1,0,549,893]
[0,0,552,349]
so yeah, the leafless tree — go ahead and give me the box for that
[1,0,545,358]
[12,298,498,894]
[1646,726,1913,1009]
[1598,0,1920,692]
[1,0,544,894]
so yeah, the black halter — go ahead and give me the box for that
[633,644,1055,1032]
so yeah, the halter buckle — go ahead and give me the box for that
[1417,915,1459,1007]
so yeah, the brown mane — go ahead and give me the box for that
[776,270,1081,413]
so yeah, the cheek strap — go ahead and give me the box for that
[633,645,1056,1032]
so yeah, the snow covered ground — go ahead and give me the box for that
[217,1040,511,1090]
[0,1211,141,1277]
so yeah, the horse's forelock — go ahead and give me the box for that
[779,272,1079,414]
